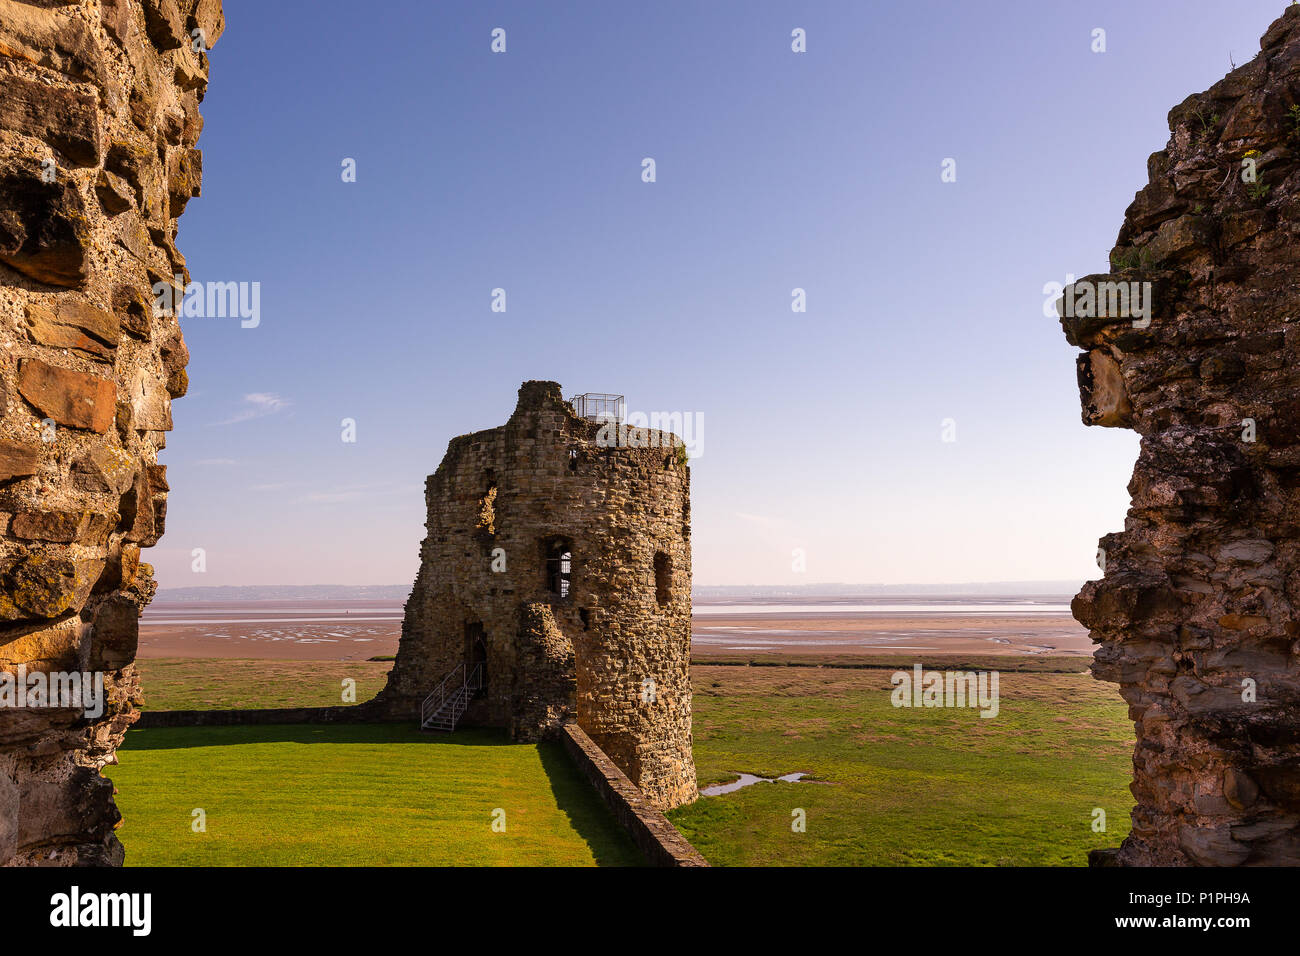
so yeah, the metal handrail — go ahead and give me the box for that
[420,661,485,729]
[420,662,464,725]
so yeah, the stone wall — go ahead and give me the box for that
[0,0,221,865]
[135,705,373,729]
[1061,8,1300,865]
[377,381,699,811]
[559,723,707,866]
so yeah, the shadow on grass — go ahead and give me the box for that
[536,741,646,867]
[121,722,517,751]
[120,721,644,866]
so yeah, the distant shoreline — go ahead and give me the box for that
[153,581,1088,604]
[138,592,1089,661]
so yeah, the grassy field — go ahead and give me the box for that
[123,655,1134,866]
[112,724,643,866]
[666,663,1133,866]
[135,658,392,711]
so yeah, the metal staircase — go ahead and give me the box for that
[420,662,482,732]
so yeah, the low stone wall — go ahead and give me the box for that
[135,703,380,728]
[560,722,708,867]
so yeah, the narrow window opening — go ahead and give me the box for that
[579,608,591,630]
[654,552,671,606]
[568,449,579,472]
[545,537,572,599]
[476,481,497,536]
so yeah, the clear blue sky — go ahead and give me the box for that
[155,0,1288,588]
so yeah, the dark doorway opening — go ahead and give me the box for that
[465,622,487,697]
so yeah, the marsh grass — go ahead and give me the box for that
[668,663,1132,866]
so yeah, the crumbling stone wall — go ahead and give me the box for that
[1061,8,1300,865]
[0,0,221,865]
[378,381,698,810]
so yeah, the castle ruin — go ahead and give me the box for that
[377,381,699,811]
[15,0,1300,871]
[1061,7,1300,865]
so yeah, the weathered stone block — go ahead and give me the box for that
[88,593,140,670]
[159,329,188,398]
[12,511,88,543]
[126,364,172,432]
[95,168,135,216]
[0,773,17,865]
[17,772,119,849]
[166,146,201,217]
[118,468,156,544]
[112,282,153,339]
[101,0,135,46]
[0,552,78,621]
[0,72,100,167]
[0,0,104,85]
[1077,349,1132,427]
[24,299,120,361]
[17,359,116,433]
[0,159,92,286]
[71,443,136,495]
[0,438,40,482]
[141,0,186,51]
[189,0,225,47]
[93,542,140,595]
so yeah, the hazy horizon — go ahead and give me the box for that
[151,579,1087,600]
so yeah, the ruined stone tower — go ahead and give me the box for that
[378,381,698,810]
[1060,8,1300,865]
[0,0,221,865]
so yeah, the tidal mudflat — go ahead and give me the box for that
[139,595,1090,661]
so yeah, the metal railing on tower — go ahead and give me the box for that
[568,393,625,422]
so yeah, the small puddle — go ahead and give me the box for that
[701,772,809,796]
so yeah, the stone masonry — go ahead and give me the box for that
[377,381,699,811]
[1060,8,1300,865]
[0,0,222,865]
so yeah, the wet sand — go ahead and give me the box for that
[139,598,1090,661]
[139,600,404,661]
[692,611,1089,657]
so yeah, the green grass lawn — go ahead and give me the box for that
[666,663,1133,866]
[112,724,643,866]
[122,656,1134,866]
